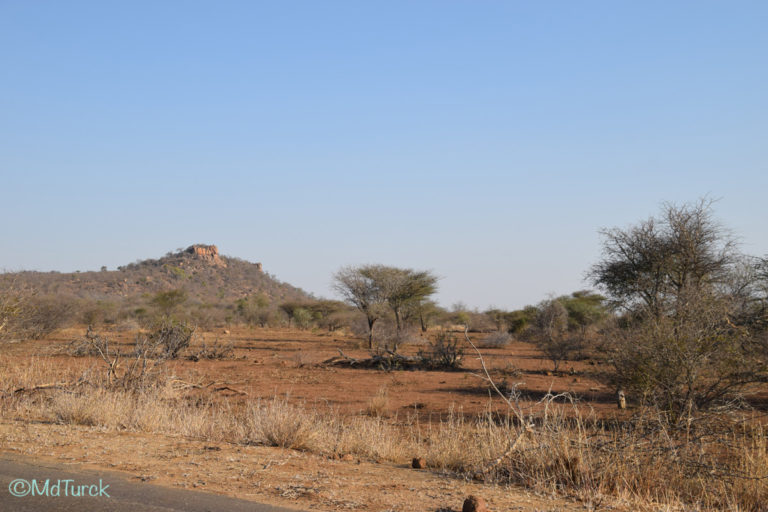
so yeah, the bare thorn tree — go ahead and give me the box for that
[590,198,737,318]
[333,265,386,349]
[590,199,767,419]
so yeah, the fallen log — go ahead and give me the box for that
[8,379,84,397]
[211,385,248,396]
[170,379,248,396]
[323,349,422,369]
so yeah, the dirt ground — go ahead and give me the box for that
[3,326,617,416]
[0,326,624,511]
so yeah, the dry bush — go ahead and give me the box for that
[478,331,512,348]
[536,336,578,373]
[0,289,74,341]
[185,304,225,330]
[64,327,166,391]
[590,200,768,419]
[58,327,177,391]
[466,311,496,332]
[113,318,141,332]
[609,290,766,420]
[446,310,496,333]
[139,320,196,360]
[78,300,119,327]
[187,339,235,361]
[0,285,27,341]
[66,326,111,357]
[19,295,76,339]
[418,330,464,369]
[534,299,577,372]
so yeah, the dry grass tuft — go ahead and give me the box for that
[244,399,321,450]
[364,386,389,418]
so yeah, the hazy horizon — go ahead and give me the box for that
[2,1,767,310]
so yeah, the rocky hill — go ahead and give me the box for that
[0,244,310,306]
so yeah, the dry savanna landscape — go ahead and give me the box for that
[3,3,768,511]
[1,201,768,511]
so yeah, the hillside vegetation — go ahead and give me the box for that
[0,244,310,333]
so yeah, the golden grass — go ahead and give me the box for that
[1,354,766,511]
[244,398,320,450]
[364,386,390,418]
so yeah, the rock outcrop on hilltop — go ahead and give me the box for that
[185,244,226,267]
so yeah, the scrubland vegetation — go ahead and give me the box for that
[2,355,766,510]
[2,199,768,510]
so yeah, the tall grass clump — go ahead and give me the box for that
[243,398,322,450]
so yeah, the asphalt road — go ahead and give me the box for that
[0,454,303,512]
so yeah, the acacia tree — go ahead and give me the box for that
[377,267,438,335]
[559,291,607,357]
[151,289,188,318]
[333,265,438,349]
[590,200,767,418]
[403,298,443,333]
[333,265,386,349]
[590,198,737,318]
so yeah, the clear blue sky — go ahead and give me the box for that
[1,1,767,310]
